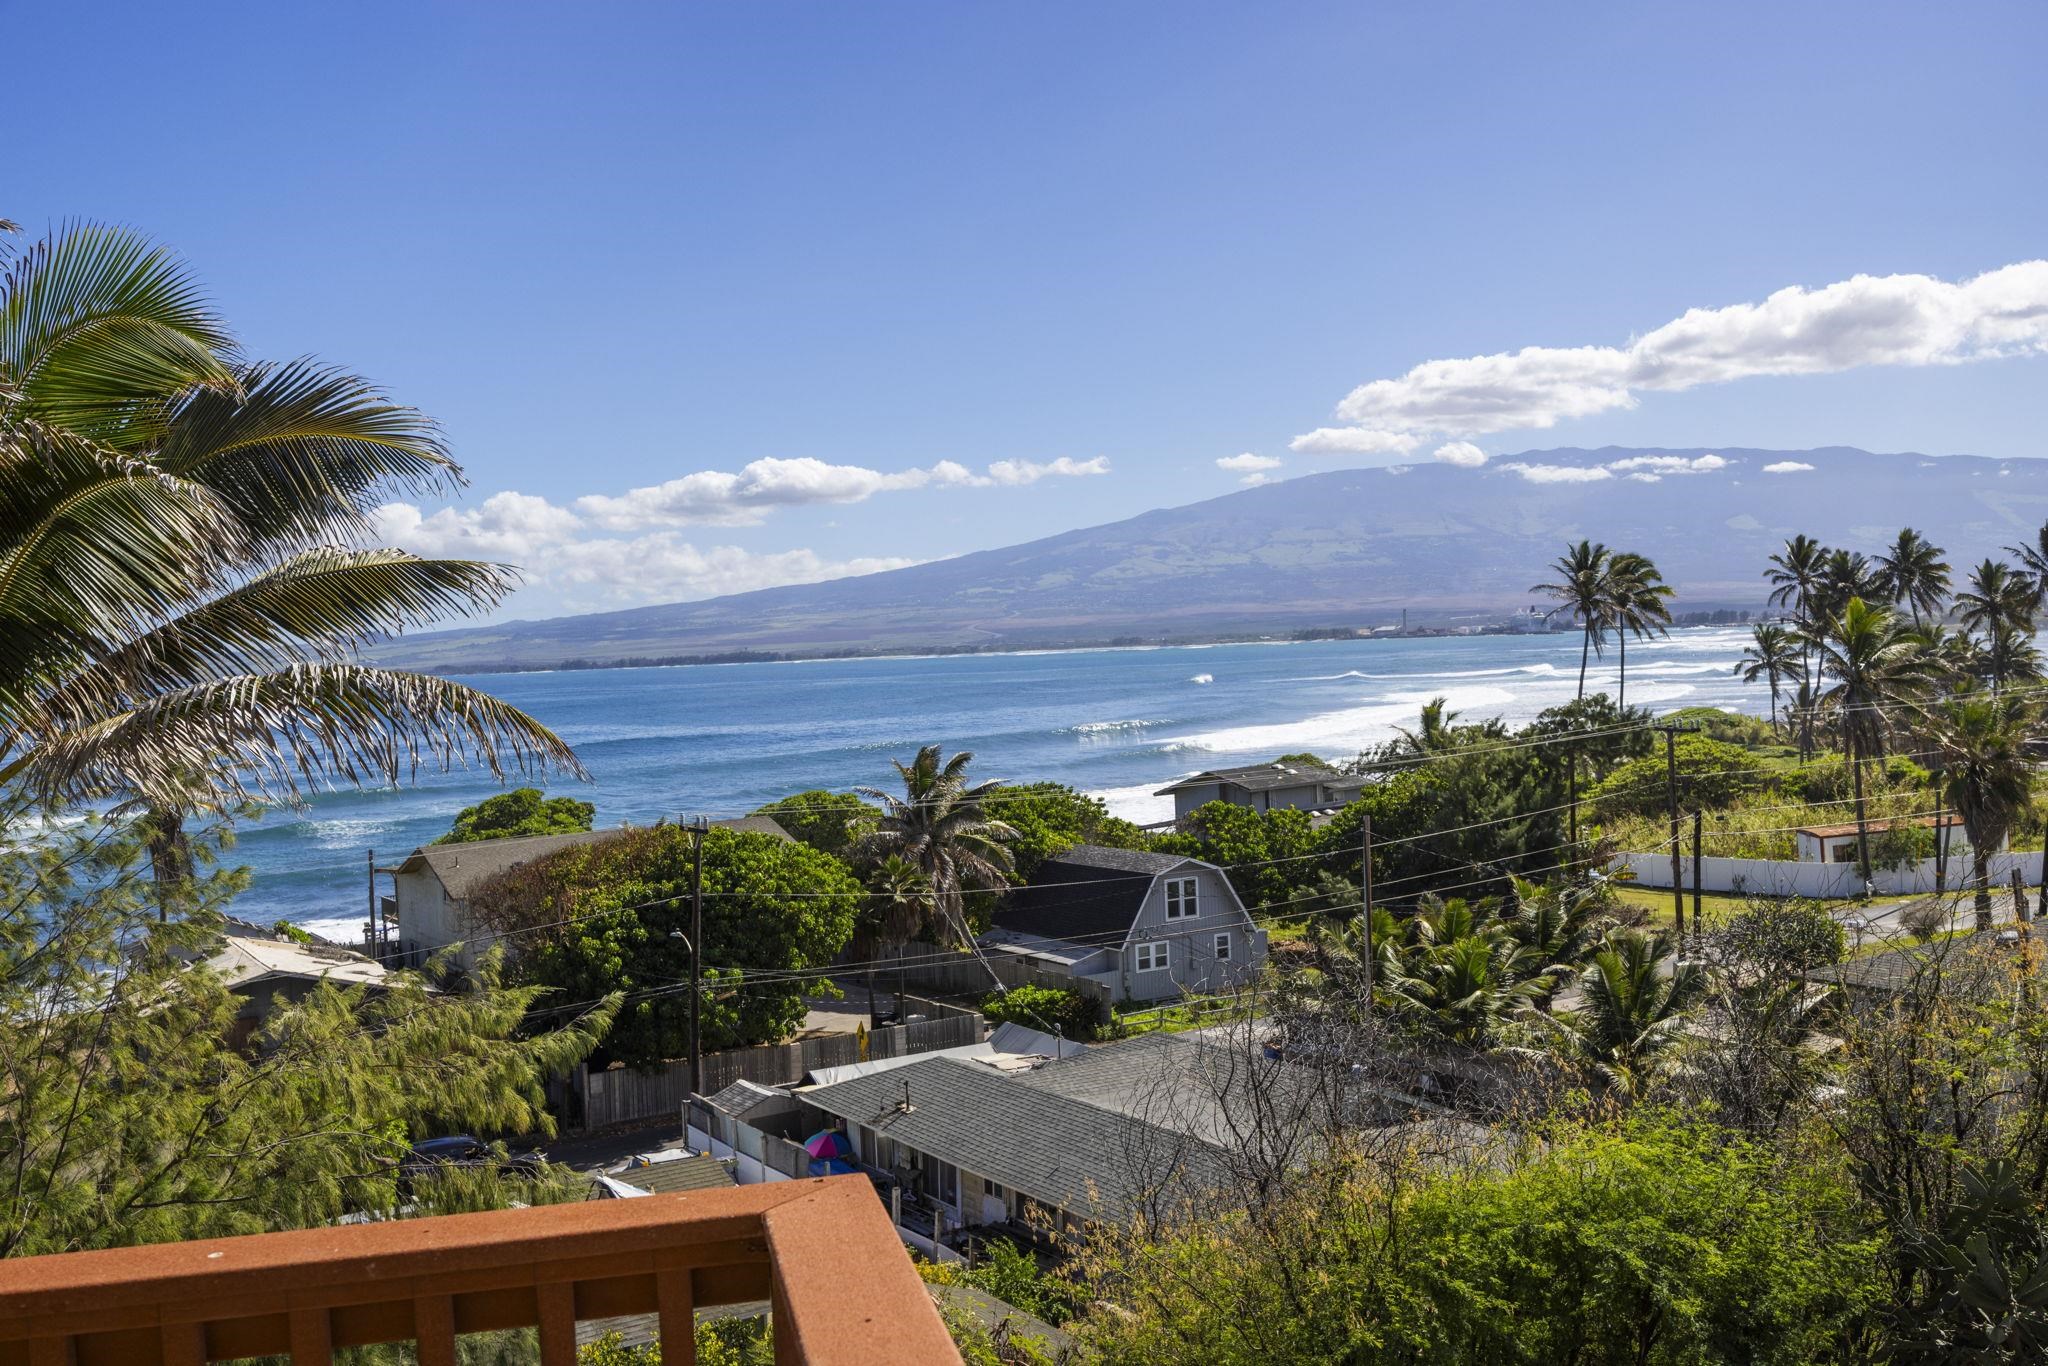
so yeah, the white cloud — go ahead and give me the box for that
[570,454,1104,530]
[1217,452,1282,485]
[1297,260,2048,450]
[1605,453,1729,475]
[1625,472,1662,483]
[984,456,1111,486]
[1432,441,1489,468]
[1499,462,1614,484]
[1289,427,1423,456]
[1762,460,1816,473]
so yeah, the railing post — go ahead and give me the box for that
[413,1294,458,1366]
[289,1307,333,1365]
[536,1281,577,1366]
[28,1338,74,1366]
[657,1267,697,1366]
[161,1323,207,1366]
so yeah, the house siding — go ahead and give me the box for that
[1119,864,1262,1003]
[391,870,478,970]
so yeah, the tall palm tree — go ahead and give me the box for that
[1955,559,2038,694]
[1766,535,1829,756]
[854,855,933,1023]
[1547,928,1706,1097]
[855,745,1016,950]
[1604,551,1673,710]
[1873,528,1952,628]
[0,222,578,886]
[1812,597,1928,880]
[1736,622,1799,734]
[1924,693,2038,931]
[1817,548,1879,620]
[2004,519,2048,609]
[1532,540,1612,699]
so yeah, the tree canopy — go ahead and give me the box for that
[437,788,596,844]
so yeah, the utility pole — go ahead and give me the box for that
[1691,810,1703,946]
[1933,776,1947,897]
[1652,722,1698,938]
[690,815,708,1098]
[1359,812,1375,1017]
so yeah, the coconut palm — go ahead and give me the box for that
[2004,519,2048,608]
[1956,559,2039,693]
[1873,528,1952,628]
[1381,924,1549,1049]
[1812,597,1930,879]
[1547,928,1706,1096]
[854,855,933,1023]
[1736,622,1799,734]
[855,745,1016,949]
[0,222,578,885]
[1923,692,2038,931]
[1604,551,1673,711]
[1766,535,1829,754]
[1532,540,1612,699]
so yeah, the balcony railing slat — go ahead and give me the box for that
[412,1295,456,1366]
[26,1340,72,1366]
[287,1308,332,1366]
[656,1266,696,1366]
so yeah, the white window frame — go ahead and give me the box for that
[1163,876,1199,920]
[1213,931,1232,962]
[1134,941,1170,973]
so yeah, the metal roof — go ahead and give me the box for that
[395,817,791,901]
[1153,763,1362,797]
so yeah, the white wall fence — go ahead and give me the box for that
[1616,849,2046,899]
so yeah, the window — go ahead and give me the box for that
[1135,941,1169,973]
[984,1178,1004,1198]
[1164,876,1199,919]
[1213,932,1233,962]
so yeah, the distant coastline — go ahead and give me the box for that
[430,612,1765,679]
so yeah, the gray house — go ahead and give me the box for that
[979,846,1265,1004]
[1155,761,1366,823]
[383,817,791,970]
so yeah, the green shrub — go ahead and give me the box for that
[981,983,1103,1041]
[1589,736,1770,818]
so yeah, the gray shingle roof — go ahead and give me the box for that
[995,845,1194,943]
[800,1054,1224,1218]
[608,1154,737,1195]
[1154,763,1360,796]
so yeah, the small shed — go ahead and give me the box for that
[1792,814,1974,866]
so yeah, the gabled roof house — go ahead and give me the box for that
[1154,761,1365,822]
[979,845,1265,1004]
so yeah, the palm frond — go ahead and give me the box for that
[12,664,586,806]
[0,222,237,442]
[154,358,460,550]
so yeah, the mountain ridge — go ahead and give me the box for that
[372,446,2048,673]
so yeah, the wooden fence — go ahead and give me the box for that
[571,996,983,1132]
[886,941,1118,1015]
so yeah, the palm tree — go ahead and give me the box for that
[1812,597,1928,880]
[1736,622,1799,734]
[1817,548,1879,621]
[2004,519,2048,609]
[855,745,1016,950]
[855,855,933,1023]
[1873,528,1952,628]
[1604,551,1673,711]
[1766,535,1829,755]
[1955,559,2038,693]
[1924,693,2038,931]
[1382,924,1548,1048]
[0,222,578,887]
[1548,929,1706,1096]
[1532,540,1612,699]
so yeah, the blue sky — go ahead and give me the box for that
[13,1,2048,618]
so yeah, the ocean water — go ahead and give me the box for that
[241,627,1771,937]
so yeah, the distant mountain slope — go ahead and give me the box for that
[374,447,2048,672]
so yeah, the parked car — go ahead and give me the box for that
[397,1135,548,1194]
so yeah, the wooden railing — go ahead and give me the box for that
[0,1176,959,1366]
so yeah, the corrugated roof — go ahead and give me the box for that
[1796,815,1961,840]
[609,1154,737,1195]
[202,937,389,991]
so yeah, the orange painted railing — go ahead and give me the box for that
[0,1175,960,1366]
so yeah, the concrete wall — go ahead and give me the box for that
[1617,849,2045,898]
